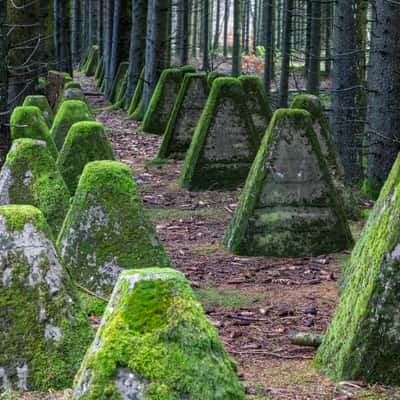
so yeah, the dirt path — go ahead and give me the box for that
[75,72,399,400]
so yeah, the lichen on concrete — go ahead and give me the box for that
[56,121,115,193]
[158,73,209,160]
[180,77,260,190]
[57,161,170,312]
[315,151,400,385]
[72,268,246,400]
[224,108,353,257]
[10,106,58,159]
[141,66,196,135]
[0,138,70,235]
[50,100,95,150]
[22,96,54,128]
[239,75,272,140]
[0,205,93,392]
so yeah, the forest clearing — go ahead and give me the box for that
[1,0,400,399]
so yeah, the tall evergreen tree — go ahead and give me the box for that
[54,0,72,74]
[306,0,321,94]
[232,0,241,76]
[0,0,9,161]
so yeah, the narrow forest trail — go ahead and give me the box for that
[72,72,396,400]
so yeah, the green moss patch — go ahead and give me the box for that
[82,45,99,77]
[64,81,82,90]
[10,106,58,159]
[141,67,195,135]
[56,88,88,112]
[0,138,70,235]
[56,121,115,193]
[158,73,209,160]
[108,62,129,105]
[50,100,95,150]
[180,77,260,190]
[128,69,144,119]
[73,268,246,400]
[224,109,353,257]
[57,161,170,305]
[0,205,93,391]
[315,152,400,385]
[239,75,272,140]
[22,96,54,128]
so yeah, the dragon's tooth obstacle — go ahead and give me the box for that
[73,268,246,400]
[141,66,196,135]
[180,77,260,190]
[224,108,353,257]
[158,73,209,159]
[239,75,272,140]
[56,121,115,193]
[50,99,95,150]
[56,87,88,111]
[0,205,93,392]
[22,95,54,128]
[0,138,70,235]
[315,153,400,385]
[108,61,129,105]
[10,106,58,159]
[57,160,170,311]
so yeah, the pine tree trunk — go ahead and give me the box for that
[306,0,321,94]
[192,0,199,57]
[365,1,400,196]
[263,0,274,95]
[232,0,241,76]
[202,0,210,70]
[54,0,72,74]
[0,0,9,162]
[279,0,293,107]
[125,0,148,104]
[72,0,82,63]
[214,0,221,50]
[104,0,114,93]
[223,0,230,57]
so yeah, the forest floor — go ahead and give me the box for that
[7,72,400,400]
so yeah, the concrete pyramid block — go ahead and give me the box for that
[180,77,259,190]
[0,139,70,235]
[57,161,170,306]
[224,109,353,257]
[22,95,54,128]
[127,68,144,118]
[109,62,129,105]
[158,73,209,159]
[83,45,99,77]
[10,106,58,159]
[0,205,93,391]
[239,75,272,140]
[50,100,95,150]
[56,121,115,194]
[141,66,196,135]
[56,88,88,111]
[73,268,246,400]
[315,153,400,385]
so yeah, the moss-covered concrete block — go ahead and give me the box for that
[57,161,170,306]
[10,106,58,159]
[83,45,99,77]
[56,88,88,111]
[224,109,353,257]
[56,121,115,194]
[315,152,400,385]
[158,73,209,160]
[291,94,360,219]
[109,62,129,105]
[50,100,95,150]
[180,77,260,190]
[64,81,82,90]
[0,204,93,391]
[45,70,69,108]
[239,75,272,140]
[22,95,54,128]
[142,67,196,135]
[94,57,104,82]
[0,139,70,235]
[127,68,144,118]
[73,268,246,400]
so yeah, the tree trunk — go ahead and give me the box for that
[263,0,274,95]
[279,0,293,107]
[330,0,364,185]
[125,0,148,104]
[142,0,170,110]
[54,0,72,74]
[71,0,82,64]
[202,0,210,70]
[223,0,230,57]
[365,1,400,197]
[306,0,321,95]
[232,0,241,76]
[0,0,9,162]
[214,0,221,50]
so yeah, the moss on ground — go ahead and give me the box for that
[22,96,54,128]
[57,161,170,307]
[179,77,260,190]
[224,109,353,257]
[56,121,115,193]
[10,106,58,159]
[50,100,95,150]
[73,268,246,400]
[0,205,93,392]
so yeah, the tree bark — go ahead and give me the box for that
[232,0,241,76]
[263,0,274,95]
[306,0,321,95]
[0,0,9,162]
